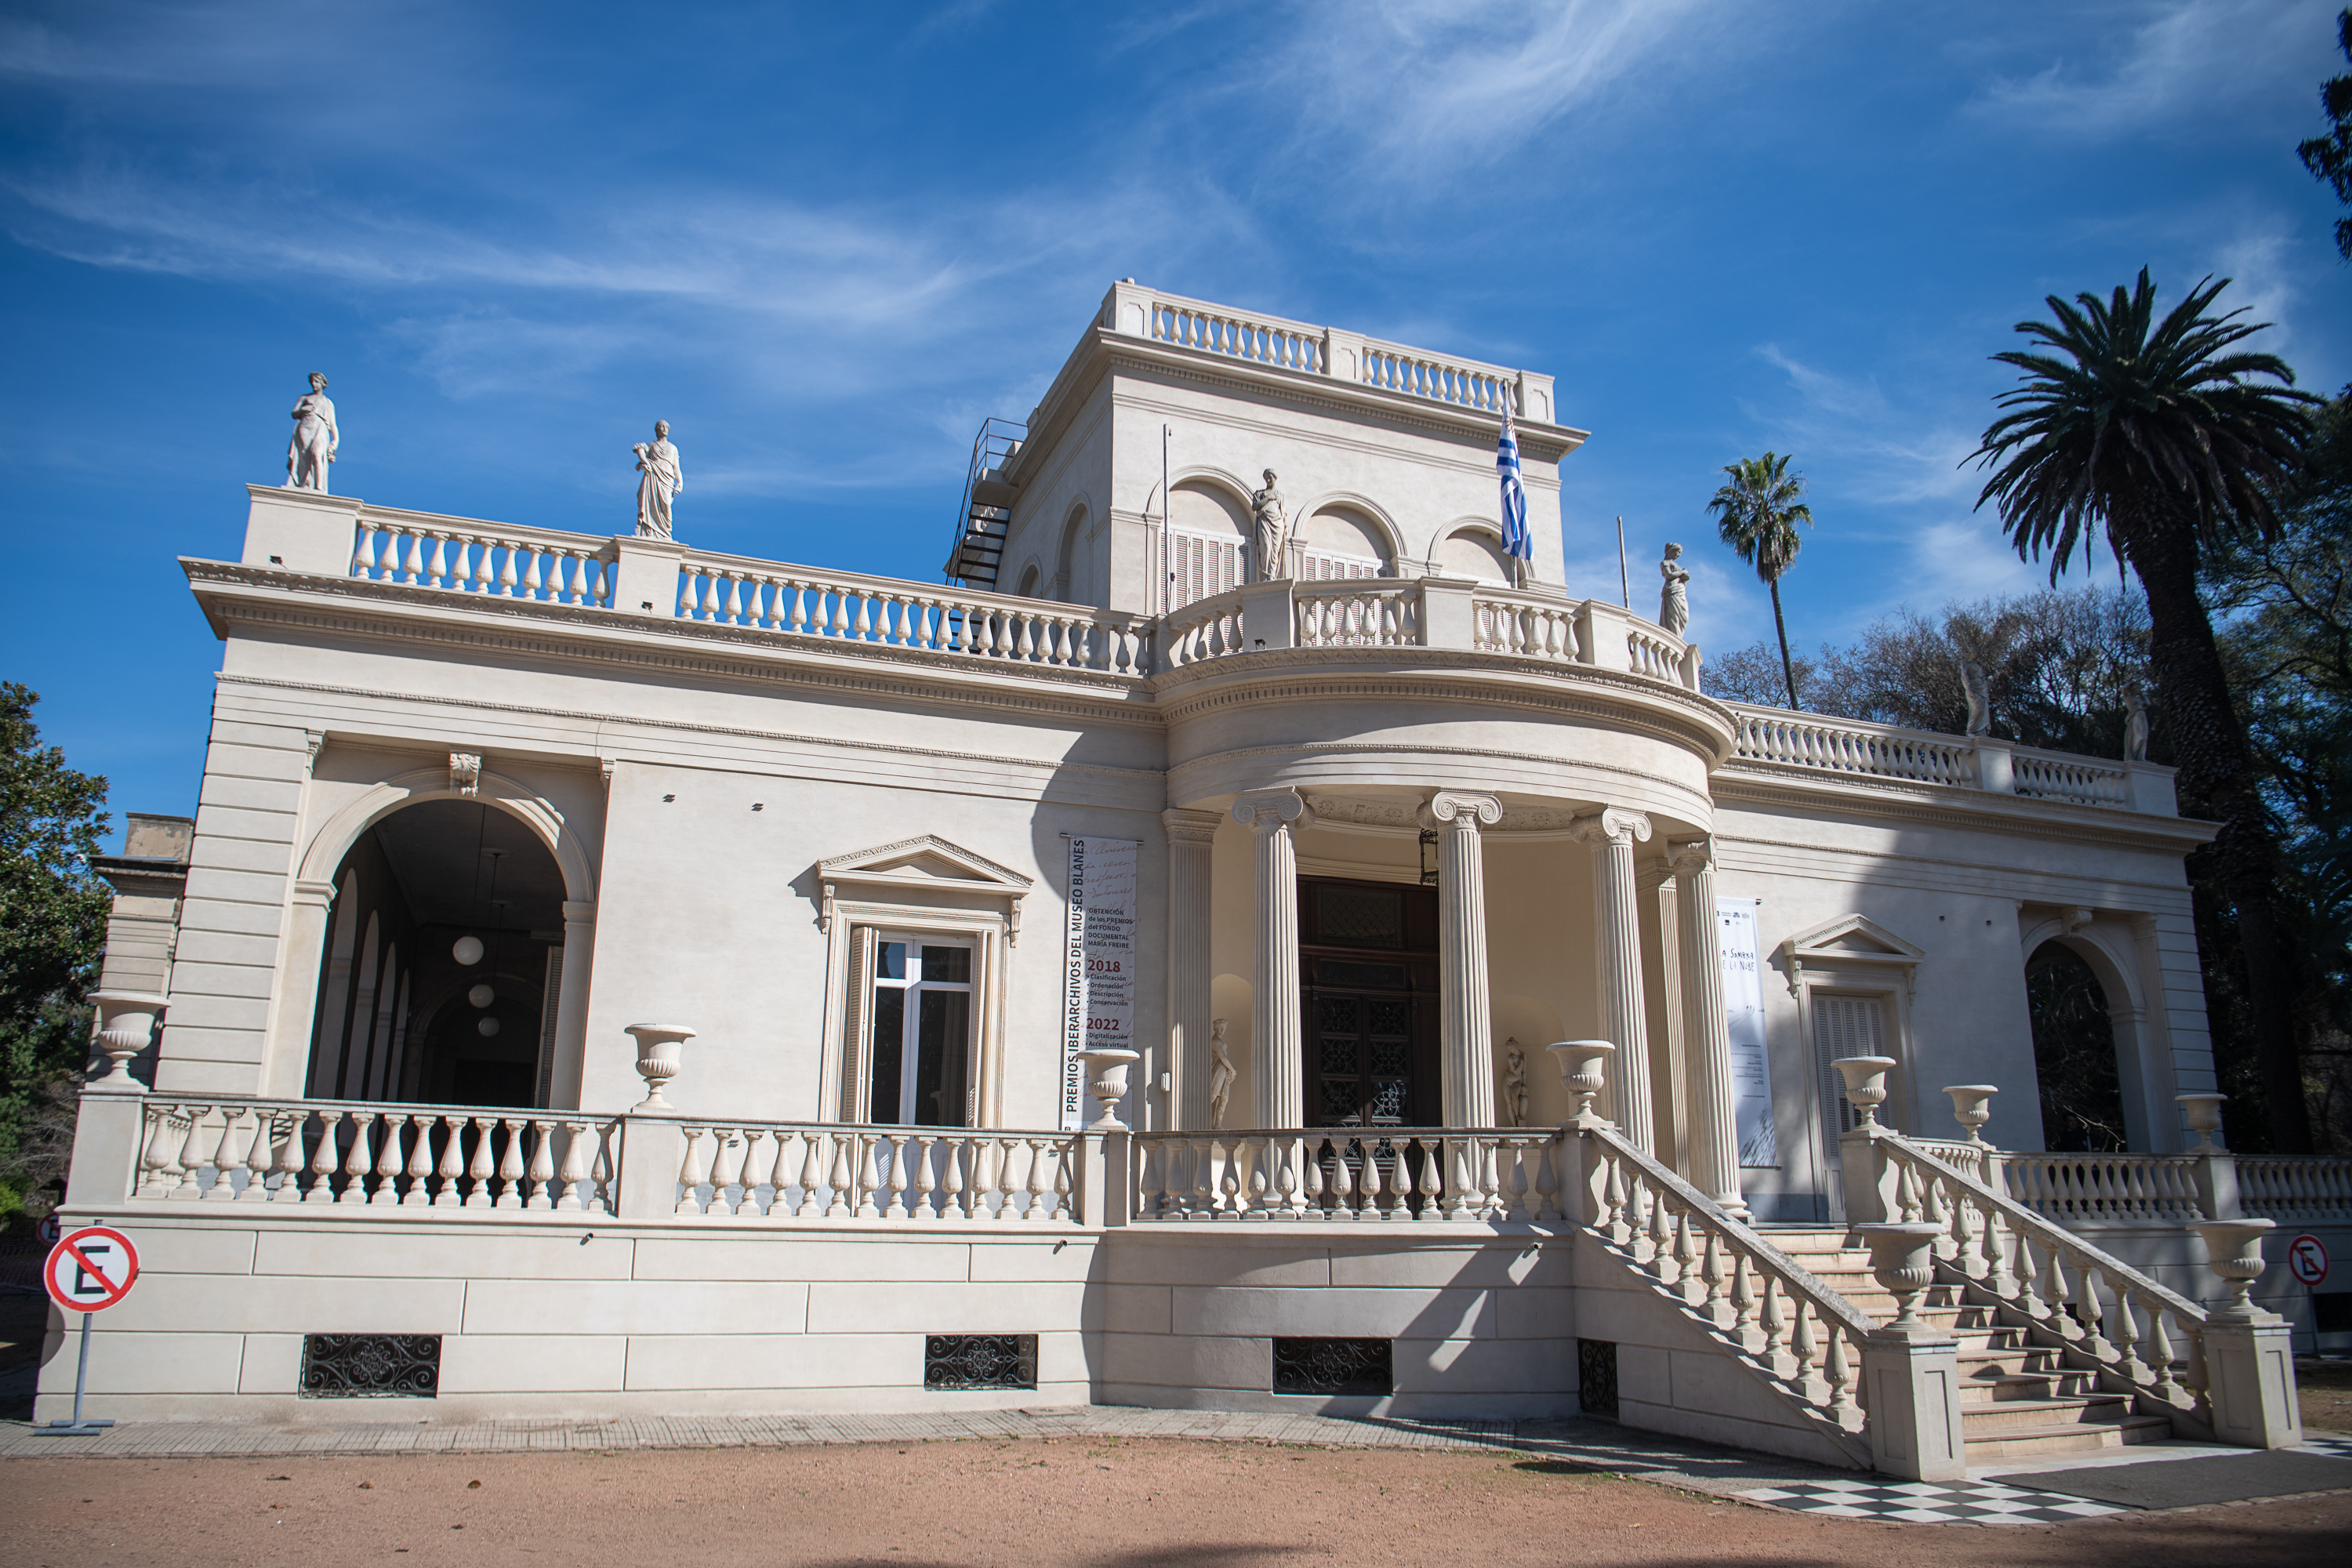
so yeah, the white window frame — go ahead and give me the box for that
[819,901,1009,1127]
[865,932,978,1127]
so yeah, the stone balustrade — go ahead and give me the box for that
[1729,705,2164,812]
[670,1122,1080,1222]
[1142,296,1325,375]
[1131,1129,1561,1221]
[133,1098,616,1212]
[349,511,616,607]
[2238,1154,2352,1222]
[672,550,1155,677]
[1992,1150,2209,1225]
[1291,579,1421,648]
[2012,748,2132,808]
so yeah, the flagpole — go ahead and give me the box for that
[1616,516,1629,609]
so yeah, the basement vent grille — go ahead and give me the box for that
[300,1334,441,1399]
[924,1334,1037,1391]
[1577,1338,1618,1417]
[1272,1337,1392,1396]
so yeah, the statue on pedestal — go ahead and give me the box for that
[284,372,338,492]
[2124,681,2151,762]
[1249,470,1289,583]
[634,420,683,539]
[1208,1018,1236,1130]
[1658,543,1690,637]
[1501,1040,1529,1129]
[1962,660,1992,737]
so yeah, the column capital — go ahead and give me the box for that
[1570,807,1652,848]
[1416,790,1501,832]
[1163,807,1224,846]
[1667,837,1715,878]
[1232,788,1314,833]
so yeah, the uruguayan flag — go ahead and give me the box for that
[1497,405,1531,565]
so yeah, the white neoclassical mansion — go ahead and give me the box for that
[53,282,2348,1475]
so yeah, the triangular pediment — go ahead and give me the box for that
[817,835,1033,891]
[1784,913,1925,963]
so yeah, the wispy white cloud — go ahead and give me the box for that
[1965,0,2332,139]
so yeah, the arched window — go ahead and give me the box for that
[1300,506,1392,580]
[1433,526,1514,584]
[1167,481,1250,608]
[2026,942,2126,1152]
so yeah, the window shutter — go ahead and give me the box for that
[1813,993,1889,1151]
[844,925,877,1122]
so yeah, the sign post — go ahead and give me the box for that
[38,1225,139,1436]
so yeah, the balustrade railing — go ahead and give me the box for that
[1571,1122,1874,1463]
[349,514,615,607]
[1293,581,1418,649]
[1145,299,1324,374]
[673,553,1152,677]
[1864,1129,2214,1430]
[2011,748,2132,807]
[672,1123,1079,1222]
[1730,706,1979,787]
[1133,1130,1559,1221]
[134,1099,616,1213]
[1356,339,1517,413]
[1992,1151,2207,1225]
[2237,1154,2352,1222]
[1472,591,1578,664]
[1625,623,1685,684]
[1161,589,1247,669]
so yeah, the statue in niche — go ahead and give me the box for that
[2124,681,2151,762]
[284,372,338,492]
[1962,659,1992,737]
[1249,469,1289,583]
[1657,543,1690,637]
[1500,1040,1528,1129]
[634,420,683,539]
[1207,1018,1236,1130]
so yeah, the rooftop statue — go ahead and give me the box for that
[1658,543,1690,637]
[2125,681,2151,763]
[1250,469,1289,583]
[1962,659,1992,737]
[284,372,337,492]
[634,420,683,539]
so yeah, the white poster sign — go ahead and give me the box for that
[1717,897,1779,1167]
[1062,837,1139,1131]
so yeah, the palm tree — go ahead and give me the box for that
[1971,269,2320,1151]
[1708,452,1814,710]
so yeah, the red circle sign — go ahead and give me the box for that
[43,1226,139,1313]
[2288,1232,2330,1287]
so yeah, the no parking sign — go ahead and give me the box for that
[2289,1233,2330,1287]
[43,1226,139,1312]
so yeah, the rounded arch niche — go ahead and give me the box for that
[303,797,569,1108]
[1432,524,1514,584]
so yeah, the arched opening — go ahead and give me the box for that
[1169,480,1249,608]
[1433,525,1513,584]
[1300,505,1392,579]
[1054,503,1091,604]
[2027,942,2127,1152]
[305,799,567,1108]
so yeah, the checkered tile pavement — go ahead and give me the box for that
[2299,1432,2352,1461]
[1736,1477,2128,1524]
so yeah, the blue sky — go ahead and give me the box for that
[4,1,2347,843]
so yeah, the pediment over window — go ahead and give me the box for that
[1778,913,1924,996]
[816,836,1033,941]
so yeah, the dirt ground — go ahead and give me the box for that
[4,1439,2350,1567]
[2299,1358,2352,1432]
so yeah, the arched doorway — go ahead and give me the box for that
[2027,942,2127,1152]
[304,799,568,1108]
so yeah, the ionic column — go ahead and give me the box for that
[1671,840,1746,1214]
[1233,789,1313,1129]
[1573,807,1655,1152]
[1164,808,1222,1131]
[1418,790,1501,1128]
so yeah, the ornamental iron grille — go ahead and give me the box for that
[1272,1337,1392,1396]
[299,1334,441,1398]
[924,1334,1037,1390]
[1578,1338,1618,1417]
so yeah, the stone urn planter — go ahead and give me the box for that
[2176,1093,2228,1152]
[1077,1048,1141,1129]
[1546,1040,1616,1123]
[1941,1084,1998,1145]
[625,1023,697,1111]
[1832,1056,1898,1127]
[89,991,170,1084]
[2190,1218,2277,1319]
[1858,1221,1947,1332]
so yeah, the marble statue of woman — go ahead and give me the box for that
[1501,1040,1528,1129]
[2124,681,2150,762]
[284,372,337,492]
[634,420,683,539]
[1658,543,1690,637]
[1207,1018,1236,1130]
[1249,469,1289,583]
[1962,660,1992,737]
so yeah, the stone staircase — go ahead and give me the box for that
[1761,1226,2175,1459]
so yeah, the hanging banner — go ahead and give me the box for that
[1718,897,1779,1167]
[1062,836,1139,1131]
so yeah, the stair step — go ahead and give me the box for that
[1963,1414,2173,1459]
[1959,1395,2136,1434]
[1957,1370,2101,1402]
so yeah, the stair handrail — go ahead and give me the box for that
[1572,1120,1875,1464]
[1857,1126,2212,1422]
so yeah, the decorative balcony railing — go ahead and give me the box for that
[2237,1154,2352,1222]
[1728,705,2158,811]
[671,1121,1079,1223]
[2011,748,2132,808]
[349,510,616,608]
[1131,1129,1562,1222]
[1143,296,1325,376]
[1992,1151,2209,1225]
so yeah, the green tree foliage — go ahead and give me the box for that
[0,684,110,1220]
[1969,269,2320,1150]
[2299,9,2352,263]
[1706,452,1813,710]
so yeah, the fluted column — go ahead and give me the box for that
[1418,790,1501,1128]
[1573,807,1655,1152]
[1671,840,1745,1214]
[1233,788,1313,1129]
[1164,808,1221,1131]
